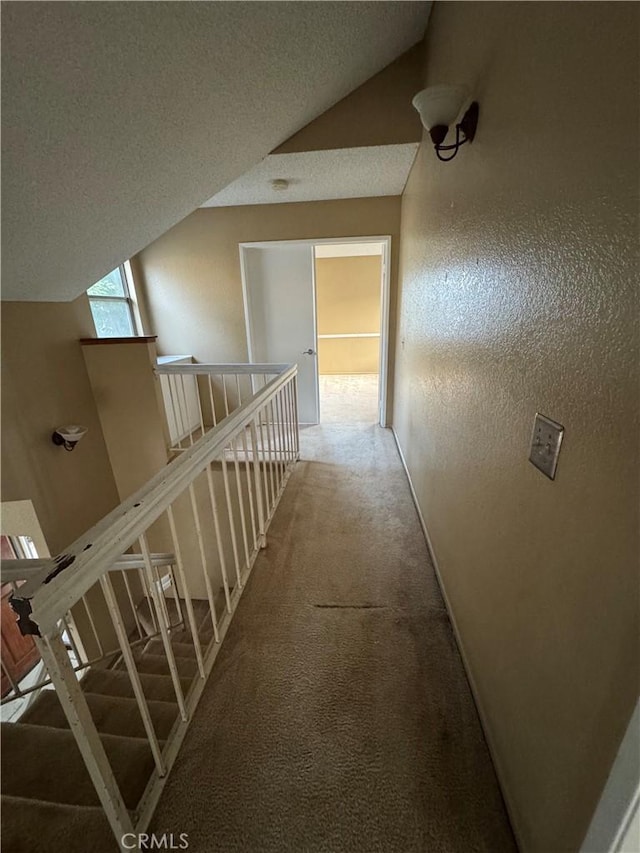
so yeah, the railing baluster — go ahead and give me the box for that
[285,382,296,463]
[231,434,251,571]
[264,400,276,509]
[61,615,83,666]
[288,379,299,459]
[275,390,287,478]
[240,427,258,552]
[100,573,166,776]
[278,387,288,469]
[167,374,184,450]
[205,465,232,614]
[249,419,267,546]
[208,375,217,427]
[194,375,206,437]
[221,453,243,590]
[167,564,184,625]
[153,564,172,629]
[120,571,143,640]
[166,505,205,677]
[293,374,300,456]
[139,534,188,721]
[188,482,220,642]
[138,566,158,635]
[222,374,230,417]
[268,399,282,494]
[180,375,194,447]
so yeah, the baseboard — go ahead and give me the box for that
[390,426,525,852]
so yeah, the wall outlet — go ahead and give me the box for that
[529,413,564,480]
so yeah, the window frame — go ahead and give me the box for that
[87,263,140,338]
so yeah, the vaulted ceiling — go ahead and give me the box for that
[2,2,430,302]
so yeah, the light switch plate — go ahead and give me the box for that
[529,413,564,480]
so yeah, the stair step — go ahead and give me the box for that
[1,795,115,853]
[1,723,154,808]
[144,639,199,659]
[136,597,211,636]
[168,627,214,647]
[114,652,198,680]
[20,689,178,740]
[81,667,192,704]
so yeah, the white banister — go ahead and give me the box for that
[4,361,299,850]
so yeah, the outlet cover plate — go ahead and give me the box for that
[529,413,564,480]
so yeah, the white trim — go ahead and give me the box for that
[309,245,321,423]
[239,246,255,363]
[581,700,640,853]
[390,426,524,851]
[317,333,380,340]
[378,240,391,427]
[123,259,145,336]
[240,235,391,250]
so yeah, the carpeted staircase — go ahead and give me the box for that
[1,598,213,853]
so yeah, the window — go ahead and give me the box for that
[87,265,138,338]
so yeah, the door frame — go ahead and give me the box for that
[239,235,392,427]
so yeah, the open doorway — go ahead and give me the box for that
[314,242,384,424]
[240,236,390,427]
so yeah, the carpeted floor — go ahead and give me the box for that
[319,374,379,423]
[151,424,517,852]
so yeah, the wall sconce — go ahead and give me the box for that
[412,85,479,162]
[52,425,88,452]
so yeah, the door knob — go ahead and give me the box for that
[302,348,316,355]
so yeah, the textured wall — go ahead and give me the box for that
[393,3,639,852]
[1,299,120,554]
[135,197,400,419]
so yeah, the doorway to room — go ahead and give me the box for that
[240,236,390,427]
[314,242,383,424]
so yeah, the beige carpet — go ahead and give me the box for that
[151,424,517,852]
[319,374,379,423]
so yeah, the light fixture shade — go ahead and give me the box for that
[55,425,88,442]
[412,85,469,131]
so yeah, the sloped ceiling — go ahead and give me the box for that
[201,144,419,207]
[1,2,430,302]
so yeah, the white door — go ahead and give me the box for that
[242,244,319,424]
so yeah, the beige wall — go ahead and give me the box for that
[273,42,423,154]
[1,298,120,555]
[134,197,400,418]
[393,3,639,852]
[316,255,381,374]
[82,339,170,501]
[318,338,380,376]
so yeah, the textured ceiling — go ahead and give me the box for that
[202,145,419,208]
[1,2,430,301]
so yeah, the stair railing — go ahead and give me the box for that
[155,362,291,452]
[7,363,299,850]
[1,552,178,707]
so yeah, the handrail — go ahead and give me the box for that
[1,553,175,584]
[155,362,289,375]
[13,364,297,638]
